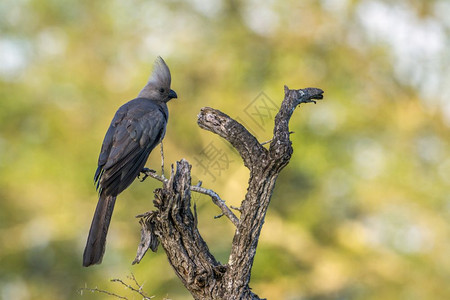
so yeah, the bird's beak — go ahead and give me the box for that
[169,89,178,99]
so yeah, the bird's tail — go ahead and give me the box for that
[83,194,116,267]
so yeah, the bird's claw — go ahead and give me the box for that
[139,168,156,182]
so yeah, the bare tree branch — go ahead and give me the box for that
[140,167,239,226]
[111,273,153,300]
[222,86,323,297]
[136,86,323,299]
[190,184,239,226]
[197,107,267,170]
[79,273,154,300]
[79,286,128,299]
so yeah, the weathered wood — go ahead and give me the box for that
[137,86,323,299]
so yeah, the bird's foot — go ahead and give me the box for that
[139,168,156,182]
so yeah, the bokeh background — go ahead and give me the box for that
[1,0,450,299]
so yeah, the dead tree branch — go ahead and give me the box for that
[140,167,239,226]
[79,273,154,299]
[137,86,323,299]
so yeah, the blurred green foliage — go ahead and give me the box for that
[1,0,450,299]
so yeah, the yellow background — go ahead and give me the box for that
[1,0,449,299]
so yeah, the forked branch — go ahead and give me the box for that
[137,86,323,300]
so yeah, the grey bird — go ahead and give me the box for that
[83,57,177,267]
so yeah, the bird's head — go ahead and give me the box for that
[138,56,178,102]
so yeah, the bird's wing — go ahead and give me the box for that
[94,106,128,183]
[95,102,167,195]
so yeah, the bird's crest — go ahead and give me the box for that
[148,56,171,88]
[138,56,174,100]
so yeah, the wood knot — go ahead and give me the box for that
[213,264,228,279]
[195,274,207,288]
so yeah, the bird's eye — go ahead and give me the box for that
[159,88,165,93]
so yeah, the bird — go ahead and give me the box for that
[83,57,177,267]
